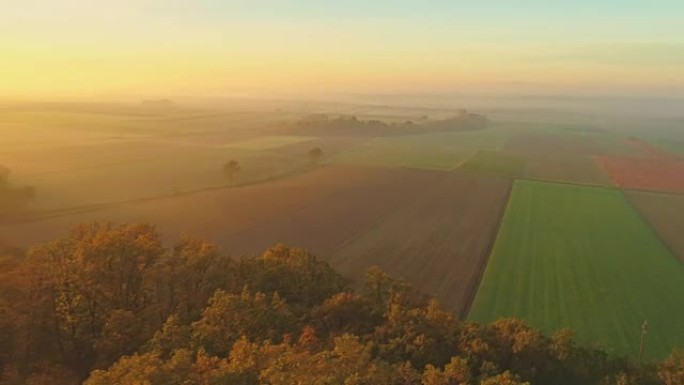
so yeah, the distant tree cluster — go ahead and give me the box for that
[0,222,682,384]
[0,165,36,213]
[289,112,488,137]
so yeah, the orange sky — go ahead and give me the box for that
[2,1,683,98]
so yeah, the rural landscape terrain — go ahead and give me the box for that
[2,97,683,368]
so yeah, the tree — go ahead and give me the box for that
[248,244,348,309]
[223,160,241,185]
[308,147,324,163]
[191,288,297,357]
[659,350,684,385]
[20,222,166,375]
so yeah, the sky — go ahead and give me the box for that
[2,0,684,99]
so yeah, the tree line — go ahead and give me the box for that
[288,112,488,137]
[0,222,682,384]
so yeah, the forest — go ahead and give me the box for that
[0,222,682,385]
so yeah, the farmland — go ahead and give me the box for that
[0,165,510,316]
[3,101,684,361]
[627,191,684,263]
[468,180,684,359]
[521,152,614,186]
[224,135,314,150]
[505,131,635,156]
[328,171,511,315]
[331,127,509,170]
[599,155,684,194]
[459,150,526,178]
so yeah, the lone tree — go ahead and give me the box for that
[308,147,324,164]
[223,160,241,185]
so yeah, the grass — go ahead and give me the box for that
[332,129,510,170]
[225,136,314,150]
[468,180,684,359]
[459,150,526,178]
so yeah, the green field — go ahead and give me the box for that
[332,129,509,170]
[459,150,526,177]
[468,180,684,359]
[225,135,314,150]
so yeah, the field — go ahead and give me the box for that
[521,153,613,186]
[332,128,509,170]
[459,150,526,178]
[468,180,684,359]
[627,191,684,263]
[224,135,314,150]
[598,156,684,194]
[0,165,388,248]
[3,101,684,359]
[328,171,511,315]
[505,131,635,156]
[0,109,318,210]
[0,166,510,316]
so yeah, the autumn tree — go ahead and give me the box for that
[0,222,676,384]
[191,288,297,357]
[311,292,382,338]
[19,222,165,375]
[246,244,348,309]
[158,236,236,322]
[659,350,684,385]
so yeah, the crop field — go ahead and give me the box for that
[224,135,314,150]
[332,128,510,170]
[0,165,390,247]
[522,153,613,186]
[0,110,317,211]
[468,180,684,359]
[4,103,684,359]
[505,131,635,156]
[627,191,684,263]
[598,156,684,193]
[216,167,447,257]
[0,166,510,316]
[328,171,512,315]
[459,150,526,178]
[10,144,314,210]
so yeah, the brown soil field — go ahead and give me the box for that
[327,172,512,316]
[626,191,684,263]
[522,153,613,186]
[0,165,403,249]
[217,168,449,256]
[598,156,684,193]
[505,133,630,156]
[1,166,510,316]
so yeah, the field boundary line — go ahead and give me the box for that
[449,150,478,171]
[459,178,515,319]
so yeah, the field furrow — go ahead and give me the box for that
[469,180,684,359]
